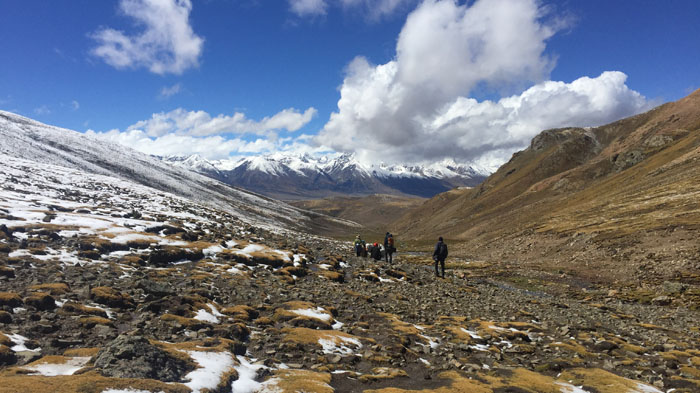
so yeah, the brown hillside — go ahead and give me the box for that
[394,89,700,284]
[290,194,425,238]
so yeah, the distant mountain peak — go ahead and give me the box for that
[159,152,489,200]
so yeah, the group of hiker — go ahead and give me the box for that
[354,232,396,262]
[353,232,449,279]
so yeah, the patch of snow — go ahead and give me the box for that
[101,390,163,393]
[470,344,490,351]
[631,383,664,393]
[25,356,91,376]
[194,309,220,324]
[556,382,590,393]
[184,351,234,393]
[461,328,482,339]
[207,303,224,318]
[318,336,362,356]
[419,358,431,366]
[318,264,331,270]
[291,307,331,321]
[8,333,41,352]
[232,356,266,393]
[332,320,345,330]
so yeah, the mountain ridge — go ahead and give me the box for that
[0,110,358,235]
[159,152,489,200]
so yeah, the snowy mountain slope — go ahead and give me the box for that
[0,110,357,234]
[162,152,489,200]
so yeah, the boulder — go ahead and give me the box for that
[93,335,194,381]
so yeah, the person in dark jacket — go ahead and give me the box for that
[433,236,448,278]
[371,242,382,261]
[384,232,395,263]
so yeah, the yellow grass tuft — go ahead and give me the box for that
[0,292,22,307]
[261,369,333,393]
[29,283,70,295]
[63,348,100,357]
[78,317,113,328]
[0,371,190,393]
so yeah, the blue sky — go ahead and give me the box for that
[1,0,699,169]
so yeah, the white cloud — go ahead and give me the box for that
[34,105,51,115]
[71,100,80,110]
[91,0,204,75]
[340,0,416,20]
[126,107,317,137]
[315,0,650,169]
[87,106,319,160]
[159,83,182,98]
[86,128,275,160]
[289,0,328,17]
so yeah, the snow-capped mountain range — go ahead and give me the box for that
[160,153,489,200]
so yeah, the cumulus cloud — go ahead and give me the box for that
[126,107,317,137]
[87,106,318,160]
[316,0,650,170]
[71,100,80,110]
[340,0,416,19]
[159,83,182,98]
[86,128,275,160]
[91,0,204,75]
[290,0,414,19]
[289,0,328,17]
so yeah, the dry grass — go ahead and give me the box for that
[0,292,22,307]
[28,283,70,295]
[261,369,333,393]
[0,372,190,393]
[63,348,101,357]
[61,302,108,318]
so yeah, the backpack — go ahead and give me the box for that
[387,236,394,247]
[439,243,448,259]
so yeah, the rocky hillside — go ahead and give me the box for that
[0,111,357,236]
[394,89,700,285]
[1,154,698,392]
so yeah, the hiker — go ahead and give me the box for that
[370,242,382,261]
[354,235,364,257]
[433,236,448,278]
[385,232,395,263]
[361,238,368,257]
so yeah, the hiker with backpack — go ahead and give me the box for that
[433,236,448,278]
[354,235,364,257]
[384,232,396,263]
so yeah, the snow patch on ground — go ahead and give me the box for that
[291,307,331,321]
[232,356,266,393]
[184,351,234,393]
[25,357,91,376]
[7,333,41,352]
[318,336,362,355]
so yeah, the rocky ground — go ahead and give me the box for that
[1,159,699,393]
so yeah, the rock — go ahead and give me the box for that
[148,246,204,266]
[14,350,41,365]
[0,345,17,365]
[593,340,619,352]
[91,286,134,308]
[0,292,23,307]
[651,296,672,306]
[93,335,194,381]
[0,311,12,323]
[0,266,15,278]
[137,279,176,297]
[24,293,56,311]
